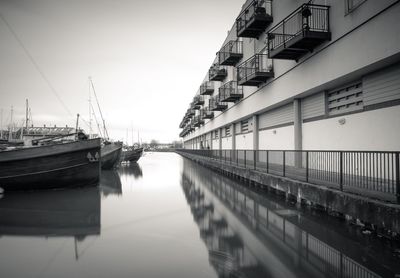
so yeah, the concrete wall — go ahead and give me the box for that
[221,136,232,149]
[259,125,294,150]
[303,105,400,151]
[235,132,253,150]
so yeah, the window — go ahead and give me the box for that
[241,120,249,133]
[225,126,231,137]
[327,81,363,116]
[214,130,219,139]
[345,0,366,14]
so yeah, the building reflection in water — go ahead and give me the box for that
[181,158,398,278]
[0,186,100,260]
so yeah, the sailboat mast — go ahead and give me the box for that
[88,80,92,139]
[25,99,29,133]
[9,106,13,141]
[89,77,109,140]
[0,108,3,139]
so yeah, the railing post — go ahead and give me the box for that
[306,151,309,182]
[339,151,343,191]
[266,150,269,173]
[396,152,400,203]
[283,150,286,177]
[254,150,256,170]
[244,151,247,168]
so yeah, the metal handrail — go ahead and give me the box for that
[236,0,272,33]
[237,54,273,82]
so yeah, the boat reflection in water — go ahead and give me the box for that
[118,163,143,188]
[100,170,122,197]
[181,158,399,278]
[0,186,100,260]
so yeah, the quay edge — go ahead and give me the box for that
[177,151,400,238]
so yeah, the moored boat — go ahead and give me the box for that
[0,137,101,191]
[121,147,143,163]
[101,141,122,169]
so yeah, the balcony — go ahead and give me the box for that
[236,0,273,38]
[267,4,331,61]
[218,40,243,66]
[237,54,274,86]
[209,97,227,112]
[200,81,214,96]
[187,108,195,117]
[191,101,201,110]
[219,81,243,102]
[193,95,205,106]
[201,108,214,120]
[209,64,227,81]
[193,115,204,127]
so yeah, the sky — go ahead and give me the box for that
[0,0,244,143]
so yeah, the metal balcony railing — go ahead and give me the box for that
[237,53,274,86]
[193,115,205,127]
[267,4,331,60]
[219,81,243,103]
[178,149,400,204]
[201,108,214,120]
[218,40,243,66]
[193,95,205,106]
[209,96,228,112]
[200,81,214,96]
[209,64,227,82]
[236,0,273,38]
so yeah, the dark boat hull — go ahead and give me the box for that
[121,147,143,163]
[0,138,101,191]
[101,143,122,170]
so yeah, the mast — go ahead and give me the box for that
[88,80,92,139]
[25,99,29,131]
[8,106,13,141]
[89,77,109,140]
[0,108,3,139]
[75,113,80,139]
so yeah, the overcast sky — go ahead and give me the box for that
[0,0,244,143]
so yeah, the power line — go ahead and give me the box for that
[0,12,73,118]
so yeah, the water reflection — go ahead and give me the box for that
[181,158,399,278]
[119,163,143,179]
[0,186,100,261]
[100,170,122,197]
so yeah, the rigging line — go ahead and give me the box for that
[90,101,103,138]
[89,77,109,139]
[0,12,73,118]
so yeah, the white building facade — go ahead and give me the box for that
[179,0,400,152]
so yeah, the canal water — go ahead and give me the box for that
[0,152,399,278]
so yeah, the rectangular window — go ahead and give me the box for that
[327,81,363,116]
[214,130,219,139]
[241,120,249,133]
[345,0,366,14]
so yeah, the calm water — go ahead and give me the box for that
[0,152,399,278]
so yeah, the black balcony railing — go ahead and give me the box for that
[237,53,274,86]
[177,149,400,204]
[236,0,273,38]
[200,82,214,96]
[193,115,205,127]
[201,108,214,120]
[193,95,205,106]
[209,96,228,112]
[219,81,243,102]
[218,40,243,66]
[267,4,331,61]
[209,64,227,81]
[187,108,195,116]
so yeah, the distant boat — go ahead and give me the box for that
[101,141,122,169]
[121,147,143,163]
[0,135,101,191]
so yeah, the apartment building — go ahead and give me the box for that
[179,0,400,152]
